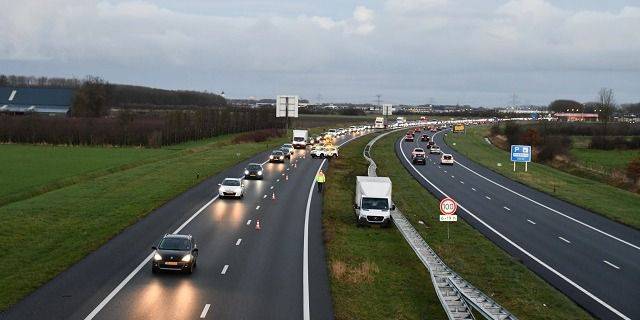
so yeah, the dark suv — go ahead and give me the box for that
[152,234,198,274]
[244,163,264,179]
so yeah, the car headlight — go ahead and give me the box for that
[181,254,192,262]
[154,253,162,261]
[244,170,249,175]
[257,170,263,175]
[279,156,283,160]
[269,155,274,159]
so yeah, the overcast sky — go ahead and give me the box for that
[1,0,639,106]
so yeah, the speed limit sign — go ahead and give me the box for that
[439,198,458,221]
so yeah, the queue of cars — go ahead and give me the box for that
[407,128,454,166]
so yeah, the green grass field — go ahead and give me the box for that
[372,131,592,319]
[0,133,288,311]
[323,134,447,319]
[0,144,171,203]
[445,126,640,229]
[570,147,640,171]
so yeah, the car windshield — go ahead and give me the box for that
[414,149,424,152]
[293,137,304,142]
[222,179,240,186]
[362,197,389,210]
[283,144,292,147]
[444,155,452,159]
[158,238,190,251]
[248,164,261,170]
[272,151,283,155]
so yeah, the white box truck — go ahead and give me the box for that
[292,129,308,149]
[354,176,394,227]
[374,117,385,129]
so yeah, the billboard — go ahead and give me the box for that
[276,95,299,118]
[510,145,532,162]
[382,104,393,116]
[453,124,465,133]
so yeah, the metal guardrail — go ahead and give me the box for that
[363,130,517,320]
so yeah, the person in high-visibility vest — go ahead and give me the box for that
[316,170,326,193]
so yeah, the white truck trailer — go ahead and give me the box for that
[354,176,394,227]
[292,129,308,149]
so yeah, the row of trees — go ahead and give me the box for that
[548,88,618,120]
[0,74,83,88]
[0,107,281,147]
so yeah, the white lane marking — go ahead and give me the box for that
[304,158,326,320]
[277,179,280,182]
[603,260,620,270]
[485,196,491,200]
[558,237,571,244]
[236,238,242,246]
[200,304,211,318]
[444,170,447,173]
[221,265,229,274]
[263,195,267,198]
[471,188,476,191]
[460,181,464,184]
[270,186,274,190]
[451,175,455,178]
[432,130,640,252]
[398,138,631,320]
[527,219,536,225]
[246,219,252,226]
[503,206,511,211]
[83,195,219,320]
[256,205,260,210]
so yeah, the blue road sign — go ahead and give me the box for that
[511,145,532,162]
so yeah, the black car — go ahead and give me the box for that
[427,141,435,149]
[269,150,285,163]
[244,163,264,179]
[412,153,426,165]
[152,234,198,274]
[420,134,430,142]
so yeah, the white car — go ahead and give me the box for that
[430,146,441,154]
[218,178,244,198]
[327,129,337,137]
[281,144,294,155]
[311,146,339,158]
[441,154,454,165]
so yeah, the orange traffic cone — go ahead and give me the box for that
[285,175,289,180]
[255,219,261,230]
[294,163,297,168]
[272,192,276,200]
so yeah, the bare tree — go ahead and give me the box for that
[598,87,616,121]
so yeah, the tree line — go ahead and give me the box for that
[0,107,281,147]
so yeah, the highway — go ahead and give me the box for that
[3,132,364,320]
[396,128,640,320]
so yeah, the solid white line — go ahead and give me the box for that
[221,265,229,274]
[432,129,640,251]
[398,138,631,320]
[83,195,219,320]
[503,206,511,211]
[444,170,447,173]
[527,219,536,225]
[256,205,260,210]
[200,304,211,318]
[246,219,252,226]
[485,196,491,200]
[558,236,571,244]
[603,260,620,270]
[236,238,242,246]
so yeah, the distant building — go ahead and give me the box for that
[0,87,74,116]
[553,112,599,122]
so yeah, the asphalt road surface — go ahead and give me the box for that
[396,128,640,320]
[3,131,366,320]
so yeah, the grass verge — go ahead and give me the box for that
[0,133,287,311]
[323,134,447,319]
[372,131,592,319]
[445,126,640,229]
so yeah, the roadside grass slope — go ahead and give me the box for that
[445,126,640,229]
[323,135,447,319]
[373,131,592,319]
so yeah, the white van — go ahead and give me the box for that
[292,129,308,149]
[354,176,394,227]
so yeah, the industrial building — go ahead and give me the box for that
[0,87,74,116]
